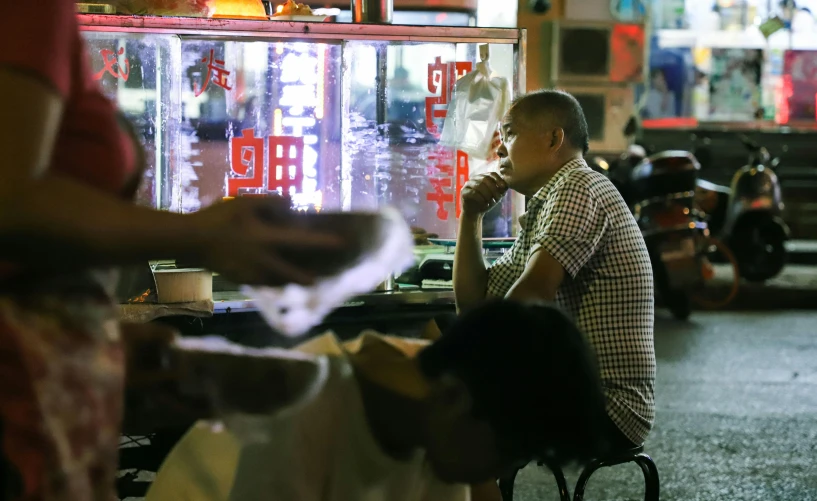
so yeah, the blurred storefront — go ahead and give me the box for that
[517,0,817,238]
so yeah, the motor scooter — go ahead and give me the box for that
[694,135,789,282]
[627,151,710,320]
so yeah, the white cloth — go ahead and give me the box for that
[146,354,469,501]
[244,208,416,337]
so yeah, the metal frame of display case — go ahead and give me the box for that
[79,15,526,100]
[78,15,523,44]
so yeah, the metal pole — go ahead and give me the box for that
[375,44,387,127]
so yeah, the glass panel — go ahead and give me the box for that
[342,41,516,239]
[175,38,342,213]
[82,27,520,232]
[82,32,180,210]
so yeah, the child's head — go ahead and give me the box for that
[417,300,608,483]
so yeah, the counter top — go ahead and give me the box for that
[212,289,455,313]
[119,289,456,322]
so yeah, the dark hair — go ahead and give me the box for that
[511,89,591,155]
[418,301,609,465]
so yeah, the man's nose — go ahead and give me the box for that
[497,143,508,158]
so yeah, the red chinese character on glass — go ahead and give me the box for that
[427,177,455,220]
[267,136,304,195]
[226,129,305,198]
[454,150,470,219]
[425,58,472,136]
[194,49,233,97]
[425,146,456,221]
[227,128,265,197]
[93,47,130,82]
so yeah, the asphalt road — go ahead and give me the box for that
[512,310,817,501]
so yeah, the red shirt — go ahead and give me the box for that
[0,1,135,194]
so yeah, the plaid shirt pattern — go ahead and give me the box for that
[487,158,656,446]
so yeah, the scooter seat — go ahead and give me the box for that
[630,151,700,201]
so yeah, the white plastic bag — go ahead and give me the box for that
[243,207,416,337]
[440,52,511,160]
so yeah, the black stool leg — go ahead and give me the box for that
[545,464,571,501]
[635,454,660,501]
[498,468,519,501]
[572,459,603,501]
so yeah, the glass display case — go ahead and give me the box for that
[79,15,526,239]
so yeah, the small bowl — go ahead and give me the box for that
[153,268,213,304]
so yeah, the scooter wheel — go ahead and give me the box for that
[732,217,787,283]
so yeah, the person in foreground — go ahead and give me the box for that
[145,301,610,501]
[0,3,343,500]
[453,89,656,450]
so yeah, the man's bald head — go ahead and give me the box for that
[507,90,590,155]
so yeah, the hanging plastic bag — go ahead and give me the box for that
[440,46,512,160]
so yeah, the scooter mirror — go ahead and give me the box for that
[740,134,760,152]
[623,116,638,137]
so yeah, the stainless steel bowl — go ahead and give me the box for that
[374,273,396,292]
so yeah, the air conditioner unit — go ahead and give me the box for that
[538,20,645,86]
[560,84,636,154]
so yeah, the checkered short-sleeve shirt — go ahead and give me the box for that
[487,158,656,446]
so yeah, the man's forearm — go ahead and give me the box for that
[453,213,488,311]
[0,175,206,270]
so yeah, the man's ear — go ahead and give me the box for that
[432,374,473,417]
[550,128,566,151]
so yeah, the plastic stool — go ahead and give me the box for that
[497,446,659,501]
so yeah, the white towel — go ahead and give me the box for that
[243,208,416,336]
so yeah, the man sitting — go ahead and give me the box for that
[454,89,655,450]
[145,301,610,501]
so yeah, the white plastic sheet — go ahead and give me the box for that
[243,207,416,337]
[439,59,511,160]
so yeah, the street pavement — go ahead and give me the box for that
[681,265,817,311]
[512,310,817,501]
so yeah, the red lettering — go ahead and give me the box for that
[454,150,469,219]
[227,128,265,197]
[267,136,304,194]
[226,130,305,197]
[425,147,456,221]
[194,49,233,97]
[93,48,130,82]
[426,178,455,221]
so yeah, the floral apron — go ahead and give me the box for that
[0,271,123,501]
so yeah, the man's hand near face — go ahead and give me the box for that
[453,172,509,312]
